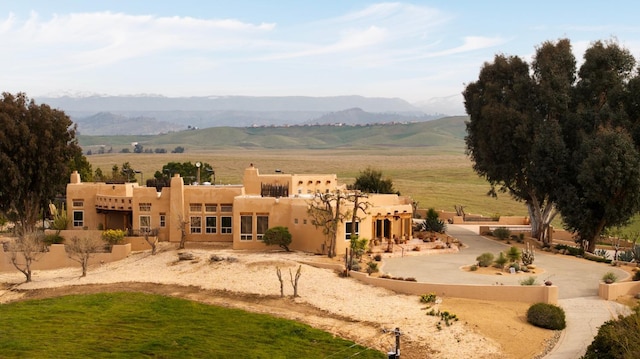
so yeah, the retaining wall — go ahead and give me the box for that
[1,243,131,272]
[301,260,558,304]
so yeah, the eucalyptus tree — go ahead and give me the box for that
[0,92,83,233]
[555,40,640,252]
[463,39,574,244]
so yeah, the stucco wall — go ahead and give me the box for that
[301,260,558,304]
[598,281,640,300]
[1,243,131,272]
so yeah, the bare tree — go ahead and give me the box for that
[289,265,302,297]
[176,215,190,249]
[346,191,370,274]
[307,190,348,258]
[143,228,159,255]
[276,267,284,297]
[66,236,104,277]
[9,231,47,282]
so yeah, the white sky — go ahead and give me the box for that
[1,1,639,115]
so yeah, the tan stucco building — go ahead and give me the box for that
[65,164,413,254]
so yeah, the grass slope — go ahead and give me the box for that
[0,292,384,358]
[78,116,468,151]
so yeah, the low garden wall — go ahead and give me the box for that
[300,260,558,304]
[0,243,131,272]
[598,281,640,301]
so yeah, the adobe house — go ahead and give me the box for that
[65,164,413,255]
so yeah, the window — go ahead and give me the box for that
[139,202,151,212]
[240,215,252,240]
[221,216,232,234]
[256,215,269,240]
[294,218,298,224]
[189,203,202,212]
[73,211,84,227]
[220,204,233,212]
[72,199,84,207]
[190,216,202,233]
[205,203,217,212]
[140,215,151,232]
[345,221,359,240]
[159,213,166,228]
[205,216,217,234]
[303,219,307,225]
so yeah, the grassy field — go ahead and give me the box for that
[84,147,529,218]
[0,292,384,358]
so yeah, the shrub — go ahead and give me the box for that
[602,271,618,283]
[583,308,640,359]
[404,277,417,282]
[469,264,478,271]
[520,276,537,286]
[493,227,511,240]
[44,233,64,245]
[509,262,520,272]
[506,246,521,263]
[494,252,508,268]
[420,293,437,304]
[594,248,610,259]
[380,274,391,279]
[527,303,566,330]
[366,261,379,275]
[262,226,292,251]
[101,229,125,245]
[420,208,447,233]
[373,254,382,261]
[617,250,634,262]
[633,271,640,281]
[476,252,494,267]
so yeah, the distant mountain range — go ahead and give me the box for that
[36,95,446,135]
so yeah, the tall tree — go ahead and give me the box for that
[352,167,396,194]
[0,93,83,233]
[464,42,572,244]
[555,40,640,252]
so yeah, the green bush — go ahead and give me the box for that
[476,252,495,267]
[493,227,511,240]
[526,303,566,330]
[520,276,537,286]
[602,271,618,283]
[494,252,508,268]
[262,226,292,251]
[420,293,437,304]
[633,271,640,281]
[506,246,521,262]
[373,254,382,261]
[583,308,640,359]
[366,261,379,275]
[420,208,446,233]
[43,233,64,245]
[470,264,478,271]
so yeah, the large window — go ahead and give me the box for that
[256,215,269,240]
[190,216,202,233]
[205,216,217,234]
[240,215,252,240]
[73,211,84,227]
[345,221,359,240]
[139,215,151,232]
[221,216,232,234]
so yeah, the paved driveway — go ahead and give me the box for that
[382,225,632,359]
[383,225,629,298]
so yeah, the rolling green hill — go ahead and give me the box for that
[78,116,468,151]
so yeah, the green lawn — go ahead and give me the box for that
[0,292,385,358]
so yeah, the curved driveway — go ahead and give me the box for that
[382,225,631,359]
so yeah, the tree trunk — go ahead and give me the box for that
[526,196,557,246]
[587,219,607,253]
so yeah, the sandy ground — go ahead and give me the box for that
[0,243,556,359]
